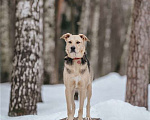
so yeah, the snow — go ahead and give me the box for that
[0,73,150,120]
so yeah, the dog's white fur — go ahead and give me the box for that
[61,33,93,120]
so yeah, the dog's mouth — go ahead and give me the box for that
[70,51,77,57]
[70,51,76,53]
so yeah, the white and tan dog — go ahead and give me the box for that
[61,33,93,120]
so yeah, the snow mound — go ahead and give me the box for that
[1,100,150,120]
[91,99,150,120]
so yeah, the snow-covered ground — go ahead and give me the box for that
[0,73,150,120]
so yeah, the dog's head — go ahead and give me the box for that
[60,33,90,59]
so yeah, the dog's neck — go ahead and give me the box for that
[73,57,81,60]
[64,53,90,71]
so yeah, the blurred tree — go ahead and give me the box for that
[55,0,64,83]
[87,0,133,78]
[90,0,100,78]
[111,0,133,75]
[43,0,56,84]
[101,0,112,76]
[37,0,44,102]
[0,0,12,82]
[78,0,90,35]
[119,1,134,75]
[126,0,150,109]
[8,0,43,116]
[8,0,16,61]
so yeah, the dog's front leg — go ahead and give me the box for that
[65,88,74,120]
[78,89,86,120]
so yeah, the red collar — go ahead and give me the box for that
[73,58,81,60]
[73,58,81,64]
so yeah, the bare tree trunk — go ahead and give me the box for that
[8,0,16,83]
[95,0,107,77]
[110,0,132,73]
[90,0,100,78]
[125,0,150,109]
[43,0,56,84]
[8,0,16,50]
[101,0,112,76]
[119,1,134,75]
[78,0,90,35]
[8,0,42,116]
[55,0,64,84]
[0,0,11,82]
[37,0,44,102]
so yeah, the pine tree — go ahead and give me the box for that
[8,0,43,116]
[125,0,150,109]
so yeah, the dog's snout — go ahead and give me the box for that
[71,46,75,50]
[71,46,75,52]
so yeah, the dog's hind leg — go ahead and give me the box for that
[86,84,92,119]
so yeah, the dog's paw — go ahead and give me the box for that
[78,118,83,120]
[85,117,92,120]
[66,116,74,120]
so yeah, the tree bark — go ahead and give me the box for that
[43,0,56,84]
[78,0,90,35]
[90,0,100,78]
[37,0,44,102]
[125,0,150,109]
[119,1,134,75]
[97,0,106,77]
[8,0,42,116]
[101,0,112,76]
[54,0,64,84]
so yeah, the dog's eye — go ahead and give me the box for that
[68,41,72,44]
[76,41,80,44]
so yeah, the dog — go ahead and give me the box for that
[61,33,93,120]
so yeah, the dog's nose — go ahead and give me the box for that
[71,46,75,52]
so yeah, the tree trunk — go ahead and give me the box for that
[43,0,56,84]
[119,1,133,75]
[8,0,42,116]
[78,0,90,35]
[90,0,100,78]
[37,0,44,102]
[8,0,16,71]
[101,0,112,76]
[125,0,150,109]
[97,0,106,77]
[54,0,64,84]
[0,0,11,82]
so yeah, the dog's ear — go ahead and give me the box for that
[60,33,72,41]
[79,34,90,42]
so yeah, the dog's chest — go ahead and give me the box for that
[64,55,90,88]
[65,59,87,75]
[73,76,81,88]
[65,60,87,88]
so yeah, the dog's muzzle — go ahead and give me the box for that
[71,46,75,53]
